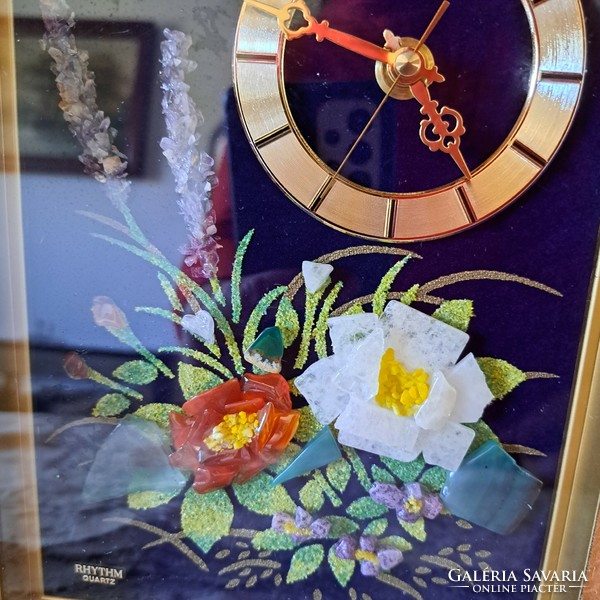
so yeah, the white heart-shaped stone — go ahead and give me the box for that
[181,310,215,345]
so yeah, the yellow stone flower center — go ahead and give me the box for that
[204,411,260,452]
[355,550,379,565]
[281,522,312,537]
[376,348,430,416]
[404,497,423,514]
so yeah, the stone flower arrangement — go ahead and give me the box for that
[42,0,559,596]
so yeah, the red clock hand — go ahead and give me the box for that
[246,0,394,65]
[410,75,471,179]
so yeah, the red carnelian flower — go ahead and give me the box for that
[169,373,300,493]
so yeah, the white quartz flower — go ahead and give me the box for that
[295,301,494,472]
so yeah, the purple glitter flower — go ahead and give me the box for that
[333,535,403,577]
[370,481,443,523]
[271,507,330,543]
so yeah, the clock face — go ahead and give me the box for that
[234,0,586,241]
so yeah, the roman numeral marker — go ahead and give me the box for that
[385,199,397,238]
[309,177,335,212]
[512,140,547,169]
[255,124,291,149]
[540,70,583,83]
[235,51,278,64]
[456,186,476,224]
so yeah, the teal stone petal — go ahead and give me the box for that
[271,426,342,486]
[440,441,542,535]
[245,326,284,373]
[82,415,186,504]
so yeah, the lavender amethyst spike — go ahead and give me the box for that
[40,0,130,206]
[160,29,220,278]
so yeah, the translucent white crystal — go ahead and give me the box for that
[381,301,469,373]
[334,329,384,400]
[336,399,421,455]
[295,355,350,424]
[415,372,457,430]
[446,353,494,423]
[419,421,475,471]
[327,313,380,357]
[302,261,333,294]
[337,429,421,462]
[181,310,215,345]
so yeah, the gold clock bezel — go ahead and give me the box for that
[233,0,586,242]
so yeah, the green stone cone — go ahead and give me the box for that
[244,326,284,373]
[271,426,342,486]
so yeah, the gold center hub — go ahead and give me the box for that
[395,49,422,78]
[375,37,435,101]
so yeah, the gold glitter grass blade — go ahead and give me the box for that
[372,256,412,315]
[294,286,327,370]
[314,281,344,359]
[104,517,209,572]
[416,270,562,304]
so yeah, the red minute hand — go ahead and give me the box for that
[247,0,394,65]
[410,74,472,180]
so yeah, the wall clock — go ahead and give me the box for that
[234,0,585,241]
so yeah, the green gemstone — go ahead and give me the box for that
[440,441,542,535]
[271,426,342,486]
[244,326,284,373]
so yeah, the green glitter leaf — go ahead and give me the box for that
[400,284,420,306]
[294,407,323,443]
[328,545,355,587]
[476,357,527,399]
[181,488,234,553]
[380,536,413,552]
[343,447,371,491]
[127,488,181,510]
[92,393,130,417]
[270,443,302,475]
[466,420,500,452]
[232,230,254,324]
[252,529,297,551]
[286,544,325,584]
[398,516,426,542]
[133,403,183,430]
[346,497,388,520]
[381,456,425,483]
[299,479,325,512]
[112,360,158,385]
[364,518,388,536]
[275,297,301,348]
[433,300,474,332]
[160,347,232,378]
[242,287,287,353]
[371,465,395,484]
[419,467,449,492]
[342,303,365,316]
[314,281,343,359]
[178,363,223,399]
[372,256,411,315]
[233,473,296,515]
[327,516,360,538]
[158,272,183,312]
[326,458,352,493]
[294,287,327,370]
[209,276,226,307]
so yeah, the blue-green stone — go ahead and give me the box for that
[440,441,542,535]
[244,326,284,373]
[271,426,342,486]
[82,415,186,503]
